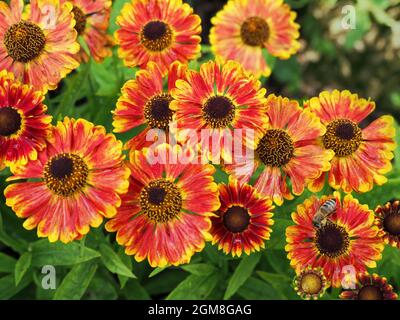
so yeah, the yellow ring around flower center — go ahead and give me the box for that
[44,153,89,197]
[323,119,362,157]
[256,129,294,167]
[140,20,173,52]
[0,107,22,137]
[202,95,235,128]
[140,179,182,223]
[240,16,270,47]
[4,21,46,63]
[144,93,174,130]
[300,273,323,295]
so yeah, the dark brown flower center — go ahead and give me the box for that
[299,273,323,295]
[256,129,294,167]
[315,222,350,258]
[323,119,362,157]
[144,93,174,130]
[223,206,250,233]
[0,107,22,137]
[140,179,182,223]
[383,213,400,236]
[72,6,87,35]
[357,285,383,300]
[240,16,270,47]
[44,153,89,197]
[4,21,46,62]
[140,20,173,52]
[202,95,235,128]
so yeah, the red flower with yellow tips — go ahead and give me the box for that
[210,0,300,78]
[171,60,268,163]
[375,200,400,248]
[340,273,398,300]
[105,144,219,268]
[112,61,187,151]
[225,94,333,205]
[115,0,201,75]
[62,0,113,63]
[210,178,274,257]
[0,70,51,168]
[4,117,130,243]
[0,0,80,93]
[286,192,384,288]
[306,90,396,193]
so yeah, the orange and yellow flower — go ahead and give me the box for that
[210,178,274,257]
[210,0,300,78]
[115,0,201,76]
[113,61,187,151]
[0,70,51,168]
[293,267,329,300]
[4,117,130,243]
[225,94,333,205]
[306,90,396,193]
[105,144,219,267]
[0,0,80,93]
[171,60,268,163]
[286,192,385,288]
[62,0,113,63]
[375,200,400,248]
[340,272,398,300]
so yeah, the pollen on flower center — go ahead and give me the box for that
[315,222,350,258]
[44,153,89,197]
[202,95,235,128]
[323,119,362,157]
[72,6,87,35]
[140,20,173,52]
[256,129,294,167]
[240,16,270,47]
[144,93,174,130]
[299,273,323,295]
[0,107,22,137]
[357,285,384,300]
[223,205,250,233]
[4,21,46,62]
[140,179,182,223]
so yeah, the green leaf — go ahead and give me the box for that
[257,271,296,299]
[117,247,133,288]
[123,279,151,300]
[31,240,100,267]
[0,253,16,273]
[265,218,292,250]
[53,261,97,300]
[15,252,32,286]
[99,243,136,278]
[237,276,277,300]
[0,214,27,253]
[0,273,32,299]
[224,253,261,299]
[87,273,118,300]
[261,48,276,73]
[180,263,216,276]
[166,273,219,300]
[149,267,166,278]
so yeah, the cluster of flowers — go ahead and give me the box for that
[0,0,398,300]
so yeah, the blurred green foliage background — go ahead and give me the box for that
[0,0,399,300]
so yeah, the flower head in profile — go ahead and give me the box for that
[306,90,396,193]
[210,0,300,78]
[293,267,329,300]
[4,117,130,243]
[171,60,268,163]
[210,178,274,257]
[340,273,398,300]
[0,0,80,93]
[62,0,113,62]
[115,0,201,75]
[225,94,333,205]
[286,192,384,288]
[0,70,51,168]
[105,144,219,267]
[375,200,400,248]
[113,61,187,151]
